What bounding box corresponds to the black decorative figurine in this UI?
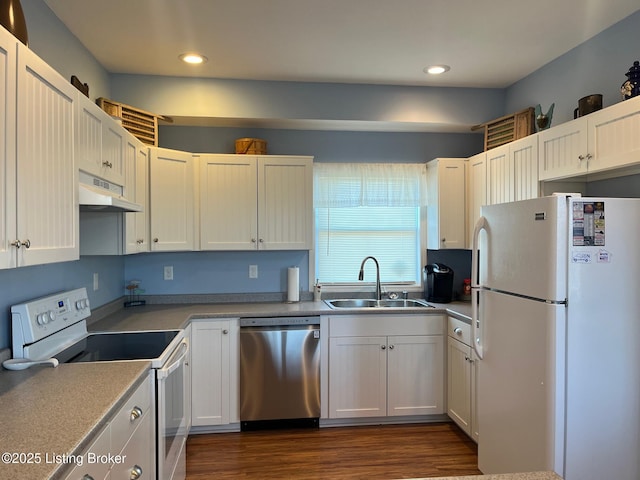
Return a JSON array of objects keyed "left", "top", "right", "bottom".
[{"left": 621, "top": 61, "right": 640, "bottom": 100}]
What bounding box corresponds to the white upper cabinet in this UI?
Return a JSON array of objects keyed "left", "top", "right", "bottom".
[
  {"left": 149, "top": 147, "right": 196, "bottom": 251},
  {"left": 10, "top": 34, "right": 79, "bottom": 267},
  {"left": 125, "top": 135, "right": 150, "bottom": 254},
  {"left": 511, "top": 135, "right": 539, "bottom": 201},
  {"left": 258, "top": 156, "right": 313, "bottom": 250},
  {"left": 199, "top": 155, "right": 313, "bottom": 251},
  {"left": 466, "top": 152, "right": 487, "bottom": 249},
  {"left": 75, "top": 93, "right": 126, "bottom": 185},
  {"left": 539, "top": 96, "right": 640, "bottom": 181},
  {"left": 487, "top": 135, "right": 539, "bottom": 205},
  {"left": 486, "top": 144, "right": 512, "bottom": 205},
  {"left": 199, "top": 154, "right": 258, "bottom": 250},
  {"left": 0, "top": 27, "right": 16, "bottom": 269},
  {"left": 588, "top": 96, "right": 640, "bottom": 174},
  {"left": 538, "top": 117, "right": 589, "bottom": 181},
  {"left": 426, "top": 158, "right": 466, "bottom": 249}
]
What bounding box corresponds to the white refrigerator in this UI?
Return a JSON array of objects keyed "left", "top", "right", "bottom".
[{"left": 471, "top": 194, "right": 640, "bottom": 480}]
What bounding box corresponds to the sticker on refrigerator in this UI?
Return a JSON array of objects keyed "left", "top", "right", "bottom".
[
  {"left": 572, "top": 252, "right": 592, "bottom": 263},
  {"left": 572, "top": 201, "right": 605, "bottom": 246},
  {"left": 597, "top": 249, "right": 612, "bottom": 263}
]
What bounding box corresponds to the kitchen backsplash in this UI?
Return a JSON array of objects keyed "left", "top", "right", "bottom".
[
  {"left": 123, "top": 250, "right": 310, "bottom": 295},
  {"left": 426, "top": 249, "right": 472, "bottom": 301}
]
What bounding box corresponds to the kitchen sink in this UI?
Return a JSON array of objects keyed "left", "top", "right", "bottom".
[{"left": 325, "top": 298, "right": 434, "bottom": 309}]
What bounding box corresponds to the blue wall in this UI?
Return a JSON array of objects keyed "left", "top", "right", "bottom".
[
  {"left": 124, "top": 251, "right": 309, "bottom": 295},
  {"left": 158, "top": 126, "right": 484, "bottom": 162},
  {"left": 0, "top": 256, "right": 124, "bottom": 350},
  {"left": 506, "top": 10, "right": 640, "bottom": 126}
]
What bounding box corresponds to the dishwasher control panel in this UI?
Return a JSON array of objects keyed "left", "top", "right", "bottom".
[{"left": 240, "top": 316, "right": 320, "bottom": 327}]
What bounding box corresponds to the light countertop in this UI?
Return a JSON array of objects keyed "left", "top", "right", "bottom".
[{"left": 0, "top": 361, "right": 150, "bottom": 480}]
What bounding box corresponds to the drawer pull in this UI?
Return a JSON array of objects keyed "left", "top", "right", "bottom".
[
  {"left": 130, "top": 406, "right": 143, "bottom": 422},
  {"left": 130, "top": 465, "right": 143, "bottom": 480},
  {"left": 82, "top": 475, "right": 95, "bottom": 480},
  {"left": 453, "top": 327, "right": 463, "bottom": 335}
]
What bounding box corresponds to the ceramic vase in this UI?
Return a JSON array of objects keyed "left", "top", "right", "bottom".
[{"left": 0, "top": 0, "right": 28, "bottom": 46}]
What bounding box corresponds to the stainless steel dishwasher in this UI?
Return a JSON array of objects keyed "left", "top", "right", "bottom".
[{"left": 240, "top": 316, "right": 320, "bottom": 430}]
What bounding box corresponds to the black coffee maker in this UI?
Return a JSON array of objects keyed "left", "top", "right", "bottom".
[{"left": 424, "top": 263, "right": 454, "bottom": 303}]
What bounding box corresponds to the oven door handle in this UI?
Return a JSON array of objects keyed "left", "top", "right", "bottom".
[{"left": 156, "top": 340, "right": 188, "bottom": 380}]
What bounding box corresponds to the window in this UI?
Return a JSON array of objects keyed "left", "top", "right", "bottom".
[{"left": 314, "top": 163, "right": 426, "bottom": 287}]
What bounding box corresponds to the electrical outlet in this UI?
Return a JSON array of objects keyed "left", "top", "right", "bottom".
[
  {"left": 249, "top": 265, "right": 258, "bottom": 278},
  {"left": 93, "top": 273, "right": 99, "bottom": 291},
  {"left": 164, "top": 266, "right": 174, "bottom": 281}
]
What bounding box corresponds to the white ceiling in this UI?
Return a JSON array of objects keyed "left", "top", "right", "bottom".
[{"left": 44, "top": 0, "right": 640, "bottom": 88}]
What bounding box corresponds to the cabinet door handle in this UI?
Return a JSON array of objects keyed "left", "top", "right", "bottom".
[
  {"left": 388, "top": 344, "right": 394, "bottom": 350},
  {"left": 82, "top": 475, "right": 95, "bottom": 480},
  {"left": 136, "top": 239, "right": 144, "bottom": 244},
  {"left": 453, "top": 327, "right": 462, "bottom": 335},
  {"left": 222, "top": 329, "right": 229, "bottom": 334},
  {"left": 130, "top": 465, "right": 143, "bottom": 480},
  {"left": 381, "top": 345, "right": 386, "bottom": 350},
  {"left": 102, "top": 161, "right": 113, "bottom": 168},
  {"left": 130, "top": 406, "right": 143, "bottom": 422},
  {"left": 10, "top": 240, "right": 22, "bottom": 248},
  {"left": 153, "top": 238, "right": 159, "bottom": 243},
  {"left": 251, "top": 238, "right": 257, "bottom": 243}
]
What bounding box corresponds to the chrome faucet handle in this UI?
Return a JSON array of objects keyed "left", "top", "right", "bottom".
[{"left": 387, "top": 292, "right": 399, "bottom": 300}]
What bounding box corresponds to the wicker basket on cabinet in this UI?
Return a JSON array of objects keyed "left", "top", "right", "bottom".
[
  {"left": 472, "top": 107, "right": 535, "bottom": 151},
  {"left": 96, "top": 97, "right": 169, "bottom": 146}
]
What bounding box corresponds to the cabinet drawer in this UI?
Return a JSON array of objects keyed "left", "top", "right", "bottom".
[
  {"left": 447, "top": 317, "right": 471, "bottom": 346},
  {"left": 110, "top": 411, "right": 154, "bottom": 480},
  {"left": 111, "top": 374, "right": 152, "bottom": 455},
  {"left": 329, "top": 314, "right": 444, "bottom": 337},
  {"left": 64, "top": 424, "right": 111, "bottom": 480}
]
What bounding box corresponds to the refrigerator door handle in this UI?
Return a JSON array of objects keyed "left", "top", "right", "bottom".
[
  {"left": 471, "top": 288, "right": 484, "bottom": 359},
  {"left": 471, "top": 215, "right": 487, "bottom": 289},
  {"left": 471, "top": 215, "right": 487, "bottom": 360}
]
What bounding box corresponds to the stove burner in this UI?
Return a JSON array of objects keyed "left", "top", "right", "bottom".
[{"left": 54, "top": 331, "right": 180, "bottom": 363}]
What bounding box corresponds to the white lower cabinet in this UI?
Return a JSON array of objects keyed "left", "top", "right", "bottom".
[
  {"left": 327, "top": 315, "right": 444, "bottom": 419},
  {"left": 64, "top": 371, "right": 155, "bottom": 480},
  {"left": 446, "top": 316, "right": 479, "bottom": 442},
  {"left": 190, "top": 318, "right": 239, "bottom": 428}
]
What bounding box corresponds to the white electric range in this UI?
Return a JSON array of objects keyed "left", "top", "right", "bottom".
[{"left": 8, "top": 288, "right": 188, "bottom": 480}]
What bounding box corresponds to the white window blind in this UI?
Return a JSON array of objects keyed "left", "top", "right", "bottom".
[{"left": 314, "top": 163, "right": 426, "bottom": 285}]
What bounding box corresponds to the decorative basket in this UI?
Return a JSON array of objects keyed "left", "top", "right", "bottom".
[{"left": 235, "top": 138, "right": 267, "bottom": 155}]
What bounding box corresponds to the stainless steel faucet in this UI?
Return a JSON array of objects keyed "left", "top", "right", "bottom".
[{"left": 358, "top": 256, "right": 382, "bottom": 300}]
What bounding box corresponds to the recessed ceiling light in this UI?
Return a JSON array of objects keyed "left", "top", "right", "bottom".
[
  {"left": 179, "top": 53, "right": 208, "bottom": 65},
  {"left": 424, "top": 65, "right": 451, "bottom": 75}
]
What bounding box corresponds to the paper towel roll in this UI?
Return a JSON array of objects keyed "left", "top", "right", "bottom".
[{"left": 287, "top": 267, "right": 300, "bottom": 302}]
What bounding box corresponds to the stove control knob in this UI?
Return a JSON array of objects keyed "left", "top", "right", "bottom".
[
  {"left": 36, "top": 313, "right": 46, "bottom": 325},
  {"left": 48, "top": 311, "right": 56, "bottom": 322},
  {"left": 75, "top": 300, "right": 82, "bottom": 310}
]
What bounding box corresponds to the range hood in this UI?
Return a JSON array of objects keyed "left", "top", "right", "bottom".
[{"left": 78, "top": 171, "right": 143, "bottom": 213}]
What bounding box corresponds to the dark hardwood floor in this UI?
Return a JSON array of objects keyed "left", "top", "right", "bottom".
[{"left": 186, "top": 422, "right": 482, "bottom": 479}]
